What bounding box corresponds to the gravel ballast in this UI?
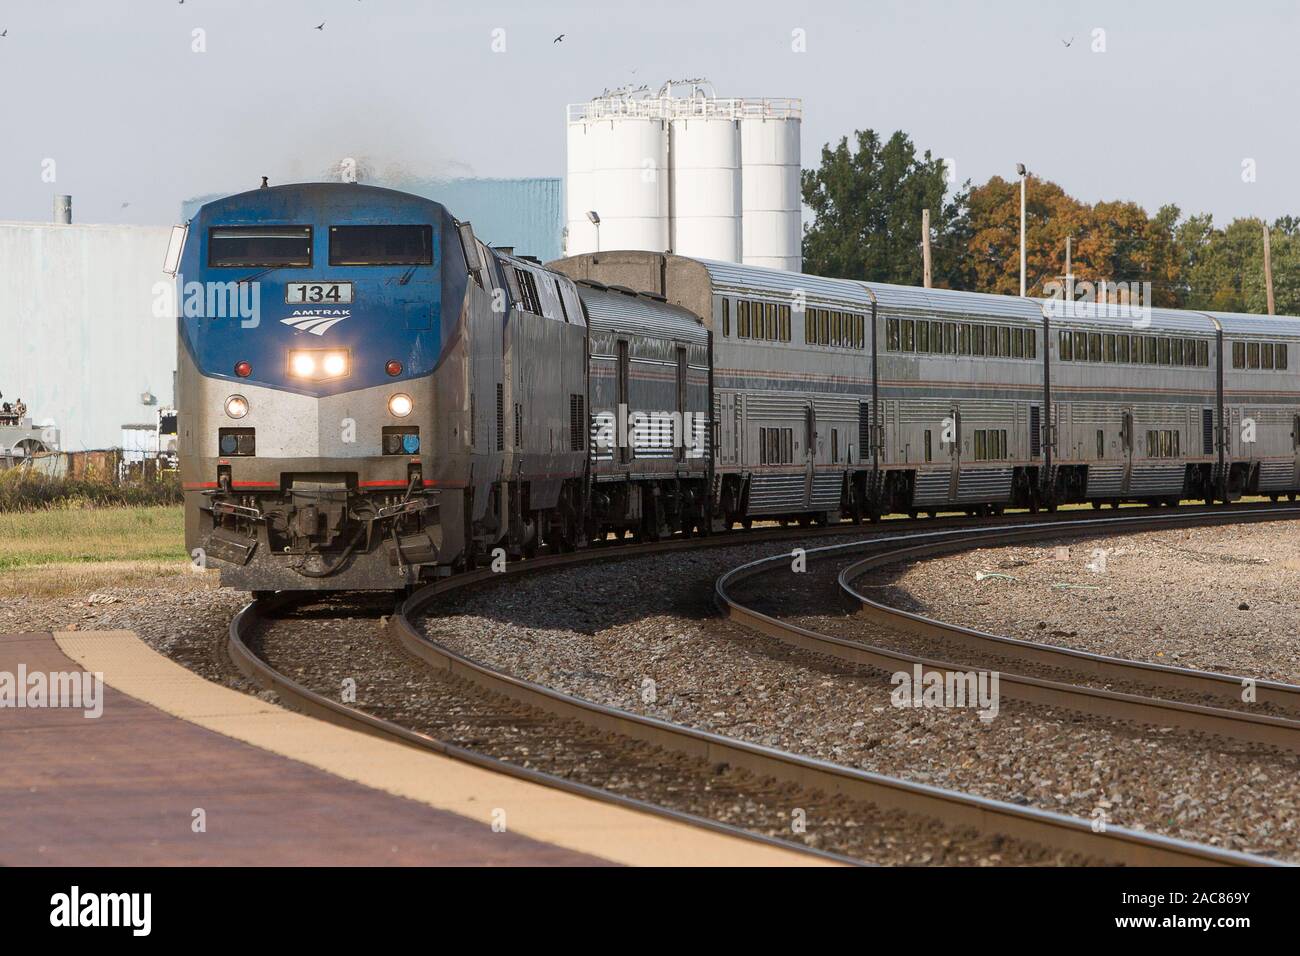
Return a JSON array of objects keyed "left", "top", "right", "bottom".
[
  {"left": 862, "top": 520, "right": 1300, "bottom": 685},
  {"left": 252, "top": 600, "right": 1084, "bottom": 865},
  {"left": 419, "top": 535, "right": 1300, "bottom": 860}
]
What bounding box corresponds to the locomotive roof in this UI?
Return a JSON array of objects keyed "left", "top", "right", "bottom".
[
  {"left": 577, "top": 284, "right": 708, "bottom": 343},
  {"left": 191, "top": 182, "right": 454, "bottom": 221}
]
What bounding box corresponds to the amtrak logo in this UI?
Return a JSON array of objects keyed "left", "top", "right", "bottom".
[{"left": 281, "top": 309, "right": 351, "bottom": 335}]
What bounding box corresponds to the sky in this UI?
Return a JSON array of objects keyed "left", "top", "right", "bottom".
[{"left": 0, "top": 0, "right": 1297, "bottom": 227}]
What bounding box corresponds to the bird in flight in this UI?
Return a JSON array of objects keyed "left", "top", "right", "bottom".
[
  {"left": 1, "top": 29, "right": 8, "bottom": 37},
  {"left": 315, "top": 22, "right": 325, "bottom": 31},
  {"left": 1061, "top": 36, "right": 1074, "bottom": 47},
  {"left": 553, "top": 34, "right": 565, "bottom": 43}
]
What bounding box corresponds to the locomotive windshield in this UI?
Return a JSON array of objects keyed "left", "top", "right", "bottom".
[
  {"left": 329, "top": 225, "right": 432, "bottom": 265},
  {"left": 208, "top": 226, "right": 312, "bottom": 267}
]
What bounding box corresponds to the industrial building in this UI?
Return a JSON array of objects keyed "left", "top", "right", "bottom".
[
  {"left": 565, "top": 86, "right": 802, "bottom": 271},
  {"left": 0, "top": 203, "right": 175, "bottom": 452}
]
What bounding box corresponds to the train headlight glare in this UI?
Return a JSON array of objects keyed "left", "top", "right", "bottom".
[
  {"left": 388, "top": 393, "right": 414, "bottom": 418},
  {"left": 288, "top": 349, "right": 349, "bottom": 380},
  {"left": 290, "top": 352, "right": 317, "bottom": 377},
  {"left": 225, "top": 395, "right": 249, "bottom": 419}
]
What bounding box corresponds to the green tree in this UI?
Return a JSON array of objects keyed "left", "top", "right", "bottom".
[{"left": 801, "top": 130, "right": 970, "bottom": 288}]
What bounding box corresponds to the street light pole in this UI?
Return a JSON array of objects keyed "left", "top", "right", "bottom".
[
  {"left": 587, "top": 210, "right": 601, "bottom": 253},
  {"left": 1017, "top": 164, "right": 1027, "bottom": 297}
]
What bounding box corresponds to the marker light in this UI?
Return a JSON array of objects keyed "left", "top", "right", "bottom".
[
  {"left": 287, "top": 349, "right": 350, "bottom": 380},
  {"left": 225, "top": 395, "right": 249, "bottom": 419},
  {"left": 388, "top": 393, "right": 414, "bottom": 417},
  {"left": 234, "top": 361, "right": 252, "bottom": 378},
  {"left": 385, "top": 360, "right": 403, "bottom": 376}
]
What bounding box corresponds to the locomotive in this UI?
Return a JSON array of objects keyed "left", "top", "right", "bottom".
[
  {"left": 177, "top": 183, "right": 707, "bottom": 592},
  {"left": 177, "top": 183, "right": 1300, "bottom": 593}
]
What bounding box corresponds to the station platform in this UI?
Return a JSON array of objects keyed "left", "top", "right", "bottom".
[{"left": 0, "top": 630, "right": 824, "bottom": 867}]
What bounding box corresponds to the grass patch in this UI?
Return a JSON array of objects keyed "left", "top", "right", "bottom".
[
  {"left": 0, "top": 468, "right": 182, "bottom": 511},
  {"left": 0, "top": 505, "right": 187, "bottom": 571},
  {"left": 0, "top": 560, "right": 203, "bottom": 600}
]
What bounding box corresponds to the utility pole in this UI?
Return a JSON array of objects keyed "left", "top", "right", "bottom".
[
  {"left": 921, "top": 209, "right": 932, "bottom": 288},
  {"left": 1263, "top": 222, "right": 1276, "bottom": 315},
  {"left": 1017, "top": 164, "right": 1028, "bottom": 296},
  {"left": 1065, "top": 235, "right": 1073, "bottom": 296}
]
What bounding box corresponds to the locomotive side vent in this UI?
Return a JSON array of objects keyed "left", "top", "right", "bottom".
[
  {"left": 496, "top": 383, "right": 505, "bottom": 451},
  {"left": 1030, "top": 406, "right": 1041, "bottom": 458},
  {"left": 515, "top": 403, "right": 523, "bottom": 449},
  {"left": 1202, "top": 408, "right": 1214, "bottom": 455},
  {"left": 570, "top": 394, "right": 585, "bottom": 451},
  {"left": 857, "top": 402, "right": 870, "bottom": 457}
]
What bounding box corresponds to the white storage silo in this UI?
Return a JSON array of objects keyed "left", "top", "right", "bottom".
[
  {"left": 566, "top": 89, "right": 800, "bottom": 266},
  {"left": 566, "top": 98, "right": 670, "bottom": 256},
  {"left": 741, "top": 108, "right": 802, "bottom": 271},
  {"left": 669, "top": 103, "right": 742, "bottom": 261},
  {"left": 564, "top": 119, "right": 596, "bottom": 255}
]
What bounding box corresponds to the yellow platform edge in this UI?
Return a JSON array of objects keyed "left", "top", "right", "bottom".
[{"left": 53, "top": 630, "right": 831, "bottom": 868}]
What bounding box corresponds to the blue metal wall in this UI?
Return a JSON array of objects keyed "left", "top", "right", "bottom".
[{"left": 182, "top": 178, "right": 563, "bottom": 262}]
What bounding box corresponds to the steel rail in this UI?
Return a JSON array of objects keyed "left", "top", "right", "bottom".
[
  {"left": 715, "top": 507, "right": 1300, "bottom": 754},
  {"left": 227, "top": 594, "right": 854, "bottom": 865},
  {"left": 839, "top": 521, "right": 1300, "bottom": 715},
  {"left": 384, "top": 516, "right": 1284, "bottom": 867}
]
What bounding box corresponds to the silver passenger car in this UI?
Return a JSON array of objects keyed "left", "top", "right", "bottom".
[
  {"left": 553, "top": 251, "right": 1300, "bottom": 520},
  {"left": 553, "top": 252, "right": 872, "bottom": 525},
  {"left": 576, "top": 282, "right": 711, "bottom": 537}
]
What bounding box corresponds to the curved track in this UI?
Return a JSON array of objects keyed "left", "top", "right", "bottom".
[
  {"left": 716, "top": 507, "right": 1300, "bottom": 754},
  {"left": 227, "top": 591, "right": 854, "bottom": 865},
  {"left": 231, "top": 509, "right": 1295, "bottom": 866}
]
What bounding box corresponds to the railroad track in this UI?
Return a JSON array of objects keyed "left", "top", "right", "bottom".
[
  {"left": 838, "top": 517, "right": 1300, "bottom": 720},
  {"left": 227, "top": 591, "right": 859, "bottom": 866},
  {"left": 226, "top": 509, "right": 1294, "bottom": 866},
  {"left": 716, "top": 506, "right": 1300, "bottom": 756},
  {"left": 710, "top": 505, "right": 1300, "bottom": 865}
]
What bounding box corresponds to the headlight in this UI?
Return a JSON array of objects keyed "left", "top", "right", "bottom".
[
  {"left": 388, "top": 393, "right": 414, "bottom": 417},
  {"left": 288, "top": 349, "right": 349, "bottom": 380},
  {"left": 225, "top": 395, "right": 249, "bottom": 419}
]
